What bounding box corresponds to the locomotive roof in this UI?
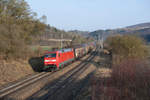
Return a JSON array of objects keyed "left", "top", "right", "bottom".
[{"left": 45, "top": 48, "right": 73, "bottom": 54}]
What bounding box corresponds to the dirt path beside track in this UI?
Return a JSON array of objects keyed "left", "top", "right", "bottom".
[{"left": 75, "top": 50, "right": 112, "bottom": 100}]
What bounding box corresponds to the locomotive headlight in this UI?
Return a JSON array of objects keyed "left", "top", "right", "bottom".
[
  {"left": 45, "top": 60, "right": 50, "bottom": 62},
  {"left": 44, "top": 59, "right": 56, "bottom": 62},
  {"left": 51, "top": 59, "right": 56, "bottom": 62}
]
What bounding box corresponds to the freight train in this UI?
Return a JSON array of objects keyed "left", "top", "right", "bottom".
[{"left": 43, "top": 43, "right": 96, "bottom": 71}]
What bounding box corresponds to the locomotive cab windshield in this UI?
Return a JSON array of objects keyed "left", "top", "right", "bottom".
[{"left": 45, "top": 53, "right": 56, "bottom": 58}]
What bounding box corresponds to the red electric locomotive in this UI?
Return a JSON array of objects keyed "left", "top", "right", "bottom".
[{"left": 44, "top": 48, "right": 75, "bottom": 70}]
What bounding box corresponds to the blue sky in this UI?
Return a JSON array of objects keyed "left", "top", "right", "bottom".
[{"left": 26, "top": 0, "right": 150, "bottom": 31}]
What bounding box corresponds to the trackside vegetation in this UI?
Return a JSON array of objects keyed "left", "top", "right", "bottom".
[
  {"left": 106, "top": 35, "right": 149, "bottom": 65},
  {"left": 92, "top": 35, "right": 150, "bottom": 100},
  {"left": 0, "top": 0, "right": 46, "bottom": 59}
]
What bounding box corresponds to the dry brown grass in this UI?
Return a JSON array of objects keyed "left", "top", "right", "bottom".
[
  {"left": 94, "top": 68, "right": 112, "bottom": 78},
  {"left": 0, "top": 60, "right": 34, "bottom": 86},
  {"left": 91, "top": 68, "right": 112, "bottom": 100}
]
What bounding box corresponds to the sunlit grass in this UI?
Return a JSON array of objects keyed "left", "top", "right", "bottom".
[{"left": 30, "top": 45, "right": 53, "bottom": 51}]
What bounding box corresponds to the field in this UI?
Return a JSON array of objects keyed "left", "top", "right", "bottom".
[{"left": 30, "top": 45, "right": 53, "bottom": 51}]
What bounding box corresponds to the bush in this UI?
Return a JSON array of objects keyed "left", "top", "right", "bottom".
[
  {"left": 0, "top": 24, "right": 24, "bottom": 59},
  {"left": 110, "top": 59, "right": 150, "bottom": 100},
  {"left": 92, "top": 59, "right": 150, "bottom": 100},
  {"left": 106, "top": 35, "right": 149, "bottom": 65}
]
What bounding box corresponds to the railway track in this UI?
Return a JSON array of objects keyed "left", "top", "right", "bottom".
[
  {"left": 0, "top": 72, "right": 53, "bottom": 98},
  {"left": 0, "top": 49, "right": 98, "bottom": 100},
  {"left": 28, "top": 50, "right": 98, "bottom": 100}
]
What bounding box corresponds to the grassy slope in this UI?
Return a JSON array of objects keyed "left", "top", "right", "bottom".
[{"left": 0, "top": 60, "right": 34, "bottom": 86}]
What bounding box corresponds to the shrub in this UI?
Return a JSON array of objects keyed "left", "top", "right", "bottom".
[
  {"left": 92, "top": 59, "right": 150, "bottom": 100},
  {"left": 110, "top": 59, "right": 150, "bottom": 100},
  {"left": 106, "top": 35, "right": 149, "bottom": 65}
]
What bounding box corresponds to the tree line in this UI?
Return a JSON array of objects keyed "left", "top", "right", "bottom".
[{"left": 0, "top": 0, "right": 92, "bottom": 60}]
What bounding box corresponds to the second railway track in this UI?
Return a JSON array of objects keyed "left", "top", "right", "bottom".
[{"left": 0, "top": 49, "right": 98, "bottom": 100}]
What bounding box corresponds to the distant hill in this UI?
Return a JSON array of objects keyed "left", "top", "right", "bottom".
[
  {"left": 126, "top": 22, "right": 150, "bottom": 29},
  {"left": 89, "top": 22, "right": 150, "bottom": 42}
]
